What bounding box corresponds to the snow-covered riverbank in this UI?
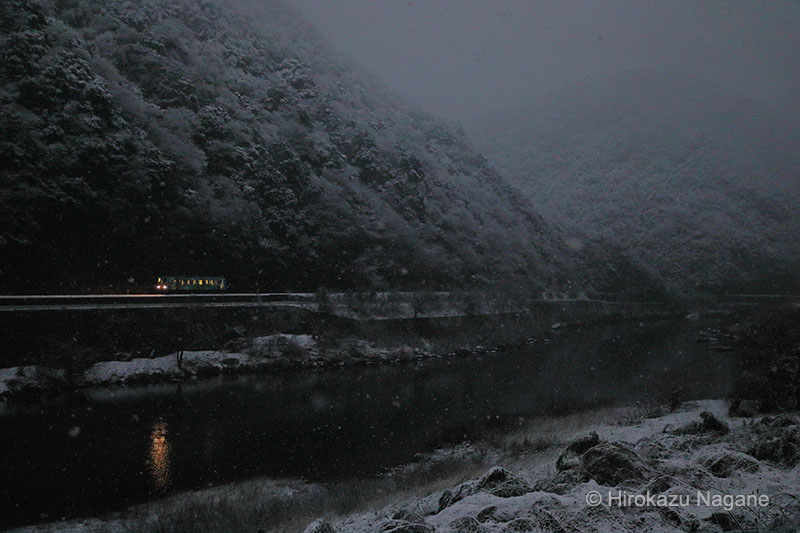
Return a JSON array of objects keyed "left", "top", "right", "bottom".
[
  {"left": 0, "top": 334, "right": 438, "bottom": 398},
  {"left": 15, "top": 400, "right": 800, "bottom": 532},
  {"left": 320, "top": 401, "right": 800, "bottom": 533}
]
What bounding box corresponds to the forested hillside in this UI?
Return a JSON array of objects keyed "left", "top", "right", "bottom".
[
  {"left": 469, "top": 71, "right": 800, "bottom": 294},
  {"left": 0, "top": 0, "right": 613, "bottom": 294}
]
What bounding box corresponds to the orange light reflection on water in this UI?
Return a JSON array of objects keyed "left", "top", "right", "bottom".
[{"left": 148, "top": 420, "right": 172, "bottom": 490}]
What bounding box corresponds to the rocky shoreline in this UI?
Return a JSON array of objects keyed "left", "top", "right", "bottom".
[{"left": 307, "top": 401, "right": 800, "bottom": 533}]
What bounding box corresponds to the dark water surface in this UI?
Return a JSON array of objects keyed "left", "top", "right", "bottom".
[{"left": 0, "top": 319, "right": 735, "bottom": 528}]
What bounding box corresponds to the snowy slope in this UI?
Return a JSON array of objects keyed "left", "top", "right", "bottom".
[
  {"left": 468, "top": 70, "right": 800, "bottom": 293},
  {"left": 0, "top": 0, "right": 602, "bottom": 294}
]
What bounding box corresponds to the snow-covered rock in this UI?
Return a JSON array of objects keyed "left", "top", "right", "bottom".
[
  {"left": 79, "top": 349, "right": 276, "bottom": 385},
  {"left": 247, "top": 334, "right": 318, "bottom": 358},
  {"left": 302, "top": 520, "right": 336, "bottom": 533},
  {"left": 0, "top": 365, "right": 65, "bottom": 398},
  {"left": 438, "top": 467, "right": 532, "bottom": 512},
  {"left": 330, "top": 402, "right": 800, "bottom": 533}
]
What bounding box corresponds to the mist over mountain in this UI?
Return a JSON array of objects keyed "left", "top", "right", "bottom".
[
  {"left": 468, "top": 70, "right": 800, "bottom": 294},
  {"left": 0, "top": 0, "right": 642, "bottom": 294}
]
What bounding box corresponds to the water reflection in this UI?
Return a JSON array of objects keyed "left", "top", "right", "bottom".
[{"left": 148, "top": 420, "right": 171, "bottom": 490}]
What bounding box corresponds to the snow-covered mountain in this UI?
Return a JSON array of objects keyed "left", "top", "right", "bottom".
[
  {"left": 468, "top": 70, "right": 800, "bottom": 293},
  {"left": 0, "top": 0, "right": 632, "bottom": 294}
]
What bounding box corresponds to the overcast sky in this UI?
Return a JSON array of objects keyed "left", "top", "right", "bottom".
[{"left": 285, "top": 0, "right": 800, "bottom": 122}]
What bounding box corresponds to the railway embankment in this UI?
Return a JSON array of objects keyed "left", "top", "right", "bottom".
[{"left": 0, "top": 296, "right": 681, "bottom": 398}]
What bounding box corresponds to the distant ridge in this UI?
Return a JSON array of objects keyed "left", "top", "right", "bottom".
[{"left": 468, "top": 69, "right": 800, "bottom": 293}]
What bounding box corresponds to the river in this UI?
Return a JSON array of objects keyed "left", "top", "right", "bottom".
[{"left": 0, "top": 318, "right": 736, "bottom": 528}]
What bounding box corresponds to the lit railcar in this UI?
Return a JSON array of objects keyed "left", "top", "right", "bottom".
[{"left": 155, "top": 275, "right": 226, "bottom": 292}]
